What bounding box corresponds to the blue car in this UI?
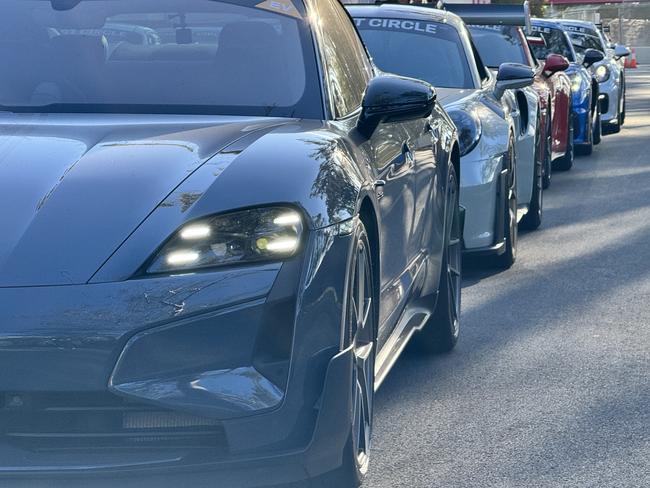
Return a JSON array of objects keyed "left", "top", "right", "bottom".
[
  {"left": 0, "top": 0, "right": 461, "bottom": 486},
  {"left": 531, "top": 19, "right": 605, "bottom": 156}
]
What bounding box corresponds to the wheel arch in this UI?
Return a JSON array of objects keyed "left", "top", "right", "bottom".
[
  {"left": 451, "top": 142, "right": 461, "bottom": 184},
  {"left": 591, "top": 79, "right": 600, "bottom": 112},
  {"left": 358, "top": 198, "right": 381, "bottom": 347}
]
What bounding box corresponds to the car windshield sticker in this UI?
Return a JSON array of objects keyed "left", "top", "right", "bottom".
[
  {"left": 531, "top": 25, "right": 552, "bottom": 34},
  {"left": 354, "top": 18, "right": 463, "bottom": 43},
  {"left": 564, "top": 25, "right": 595, "bottom": 35},
  {"left": 256, "top": 0, "right": 302, "bottom": 20},
  {"left": 472, "top": 24, "right": 507, "bottom": 32}
]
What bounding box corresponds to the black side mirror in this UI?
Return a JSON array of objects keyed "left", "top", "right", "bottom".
[
  {"left": 583, "top": 48, "right": 605, "bottom": 68},
  {"left": 357, "top": 75, "right": 436, "bottom": 138},
  {"left": 494, "top": 63, "right": 535, "bottom": 100}
]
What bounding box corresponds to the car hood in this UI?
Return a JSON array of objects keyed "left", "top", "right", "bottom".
[
  {"left": 0, "top": 114, "right": 289, "bottom": 287},
  {"left": 436, "top": 87, "right": 477, "bottom": 107}
]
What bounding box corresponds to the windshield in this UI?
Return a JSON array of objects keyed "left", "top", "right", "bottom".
[
  {"left": 0, "top": 0, "right": 322, "bottom": 118},
  {"left": 469, "top": 25, "right": 528, "bottom": 68},
  {"left": 567, "top": 31, "right": 605, "bottom": 55},
  {"left": 530, "top": 25, "right": 576, "bottom": 63},
  {"left": 354, "top": 18, "right": 474, "bottom": 89}
]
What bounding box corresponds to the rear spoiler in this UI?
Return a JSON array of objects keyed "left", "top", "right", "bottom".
[{"left": 442, "top": 2, "right": 531, "bottom": 34}]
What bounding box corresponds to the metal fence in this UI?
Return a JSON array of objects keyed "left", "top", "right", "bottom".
[{"left": 548, "top": 1, "right": 650, "bottom": 63}]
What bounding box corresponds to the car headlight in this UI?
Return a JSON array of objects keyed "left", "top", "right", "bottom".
[
  {"left": 448, "top": 109, "right": 482, "bottom": 156},
  {"left": 146, "top": 207, "right": 304, "bottom": 274},
  {"left": 595, "top": 65, "right": 610, "bottom": 83}
]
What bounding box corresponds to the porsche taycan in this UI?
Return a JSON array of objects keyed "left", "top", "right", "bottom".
[{"left": 0, "top": 0, "right": 461, "bottom": 486}]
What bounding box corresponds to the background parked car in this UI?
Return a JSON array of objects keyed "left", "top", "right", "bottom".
[
  {"left": 0, "top": 0, "right": 461, "bottom": 486},
  {"left": 531, "top": 19, "right": 605, "bottom": 156},
  {"left": 557, "top": 19, "right": 630, "bottom": 134},
  {"left": 348, "top": 3, "right": 537, "bottom": 269},
  {"left": 468, "top": 23, "right": 572, "bottom": 188}
]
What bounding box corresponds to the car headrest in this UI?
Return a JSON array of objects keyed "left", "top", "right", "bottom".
[
  {"left": 50, "top": 34, "right": 108, "bottom": 63},
  {"left": 217, "top": 22, "right": 282, "bottom": 54}
]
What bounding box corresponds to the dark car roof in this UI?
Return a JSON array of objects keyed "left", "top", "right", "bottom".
[{"left": 346, "top": 3, "right": 465, "bottom": 31}]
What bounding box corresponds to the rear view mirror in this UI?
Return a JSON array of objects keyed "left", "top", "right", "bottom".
[
  {"left": 543, "top": 54, "right": 570, "bottom": 77},
  {"left": 494, "top": 63, "right": 535, "bottom": 100},
  {"left": 583, "top": 48, "right": 605, "bottom": 68}
]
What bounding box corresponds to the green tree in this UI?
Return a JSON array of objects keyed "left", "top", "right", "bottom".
[{"left": 490, "top": 0, "right": 548, "bottom": 18}]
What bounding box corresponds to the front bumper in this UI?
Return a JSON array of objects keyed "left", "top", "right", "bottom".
[
  {"left": 0, "top": 228, "right": 355, "bottom": 486},
  {"left": 599, "top": 76, "right": 621, "bottom": 125},
  {"left": 460, "top": 153, "right": 506, "bottom": 253}
]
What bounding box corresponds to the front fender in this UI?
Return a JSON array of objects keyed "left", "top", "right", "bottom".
[{"left": 93, "top": 121, "right": 368, "bottom": 283}]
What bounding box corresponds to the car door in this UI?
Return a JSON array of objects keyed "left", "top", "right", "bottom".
[{"left": 306, "top": 0, "right": 417, "bottom": 348}]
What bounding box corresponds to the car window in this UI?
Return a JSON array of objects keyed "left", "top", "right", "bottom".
[
  {"left": 469, "top": 25, "right": 529, "bottom": 68},
  {"left": 307, "top": 0, "right": 372, "bottom": 118},
  {"left": 530, "top": 25, "right": 576, "bottom": 62},
  {"left": 0, "top": 0, "right": 323, "bottom": 118},
  {"left": 354, "top": 17, "right": 474, "bottom": 89}
]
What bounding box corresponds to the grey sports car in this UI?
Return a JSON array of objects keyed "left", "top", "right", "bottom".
[
  {"left": 349, "top": 3, "right": 538, "bottom": 268},
  {"left": 0, "top": 0, "right": 461, "bottom": 486}
]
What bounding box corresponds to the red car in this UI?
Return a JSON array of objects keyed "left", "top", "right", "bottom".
[{"left": 469, "top": 24, "right": 573, "bottom": 188}]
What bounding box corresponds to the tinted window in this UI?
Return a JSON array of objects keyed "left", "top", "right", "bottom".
[
  {"left": 469, "top": 25, "right": 528, "bottom": 68},
  {"left": 530, "top": 25, "right": 576, "bottom": 62},
  {"left": 0, "top": 0, "right": 322, "bottom": 118},
  {"left": 309, "top": 0, "right": 371, "bottom": 118},
  {"left": 354, "top": 18, "right": 474, "bottom": 89}
]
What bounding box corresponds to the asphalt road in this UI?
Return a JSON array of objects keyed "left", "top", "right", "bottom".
[{"left": 366, "top": 67, "right": 650, "bottom": 488}]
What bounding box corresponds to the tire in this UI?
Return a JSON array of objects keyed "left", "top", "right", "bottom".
[
  {"left": 554, "top": 110, "right": 575, "bottom": 170},
  {"left": 316, "top": 222, "right": 377, "bottom": 488},
  {"left": 520, "top": 133, "right": 543, "bottom": 231},
  {"left": 619, "top": 82, "right": 627, "bottom": 127},
  {"left": 493, "top": 136, "right": 518, "bottom": 269},
  {"left": 413, "top": 164, "right": 461, "bottom": 354}
]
